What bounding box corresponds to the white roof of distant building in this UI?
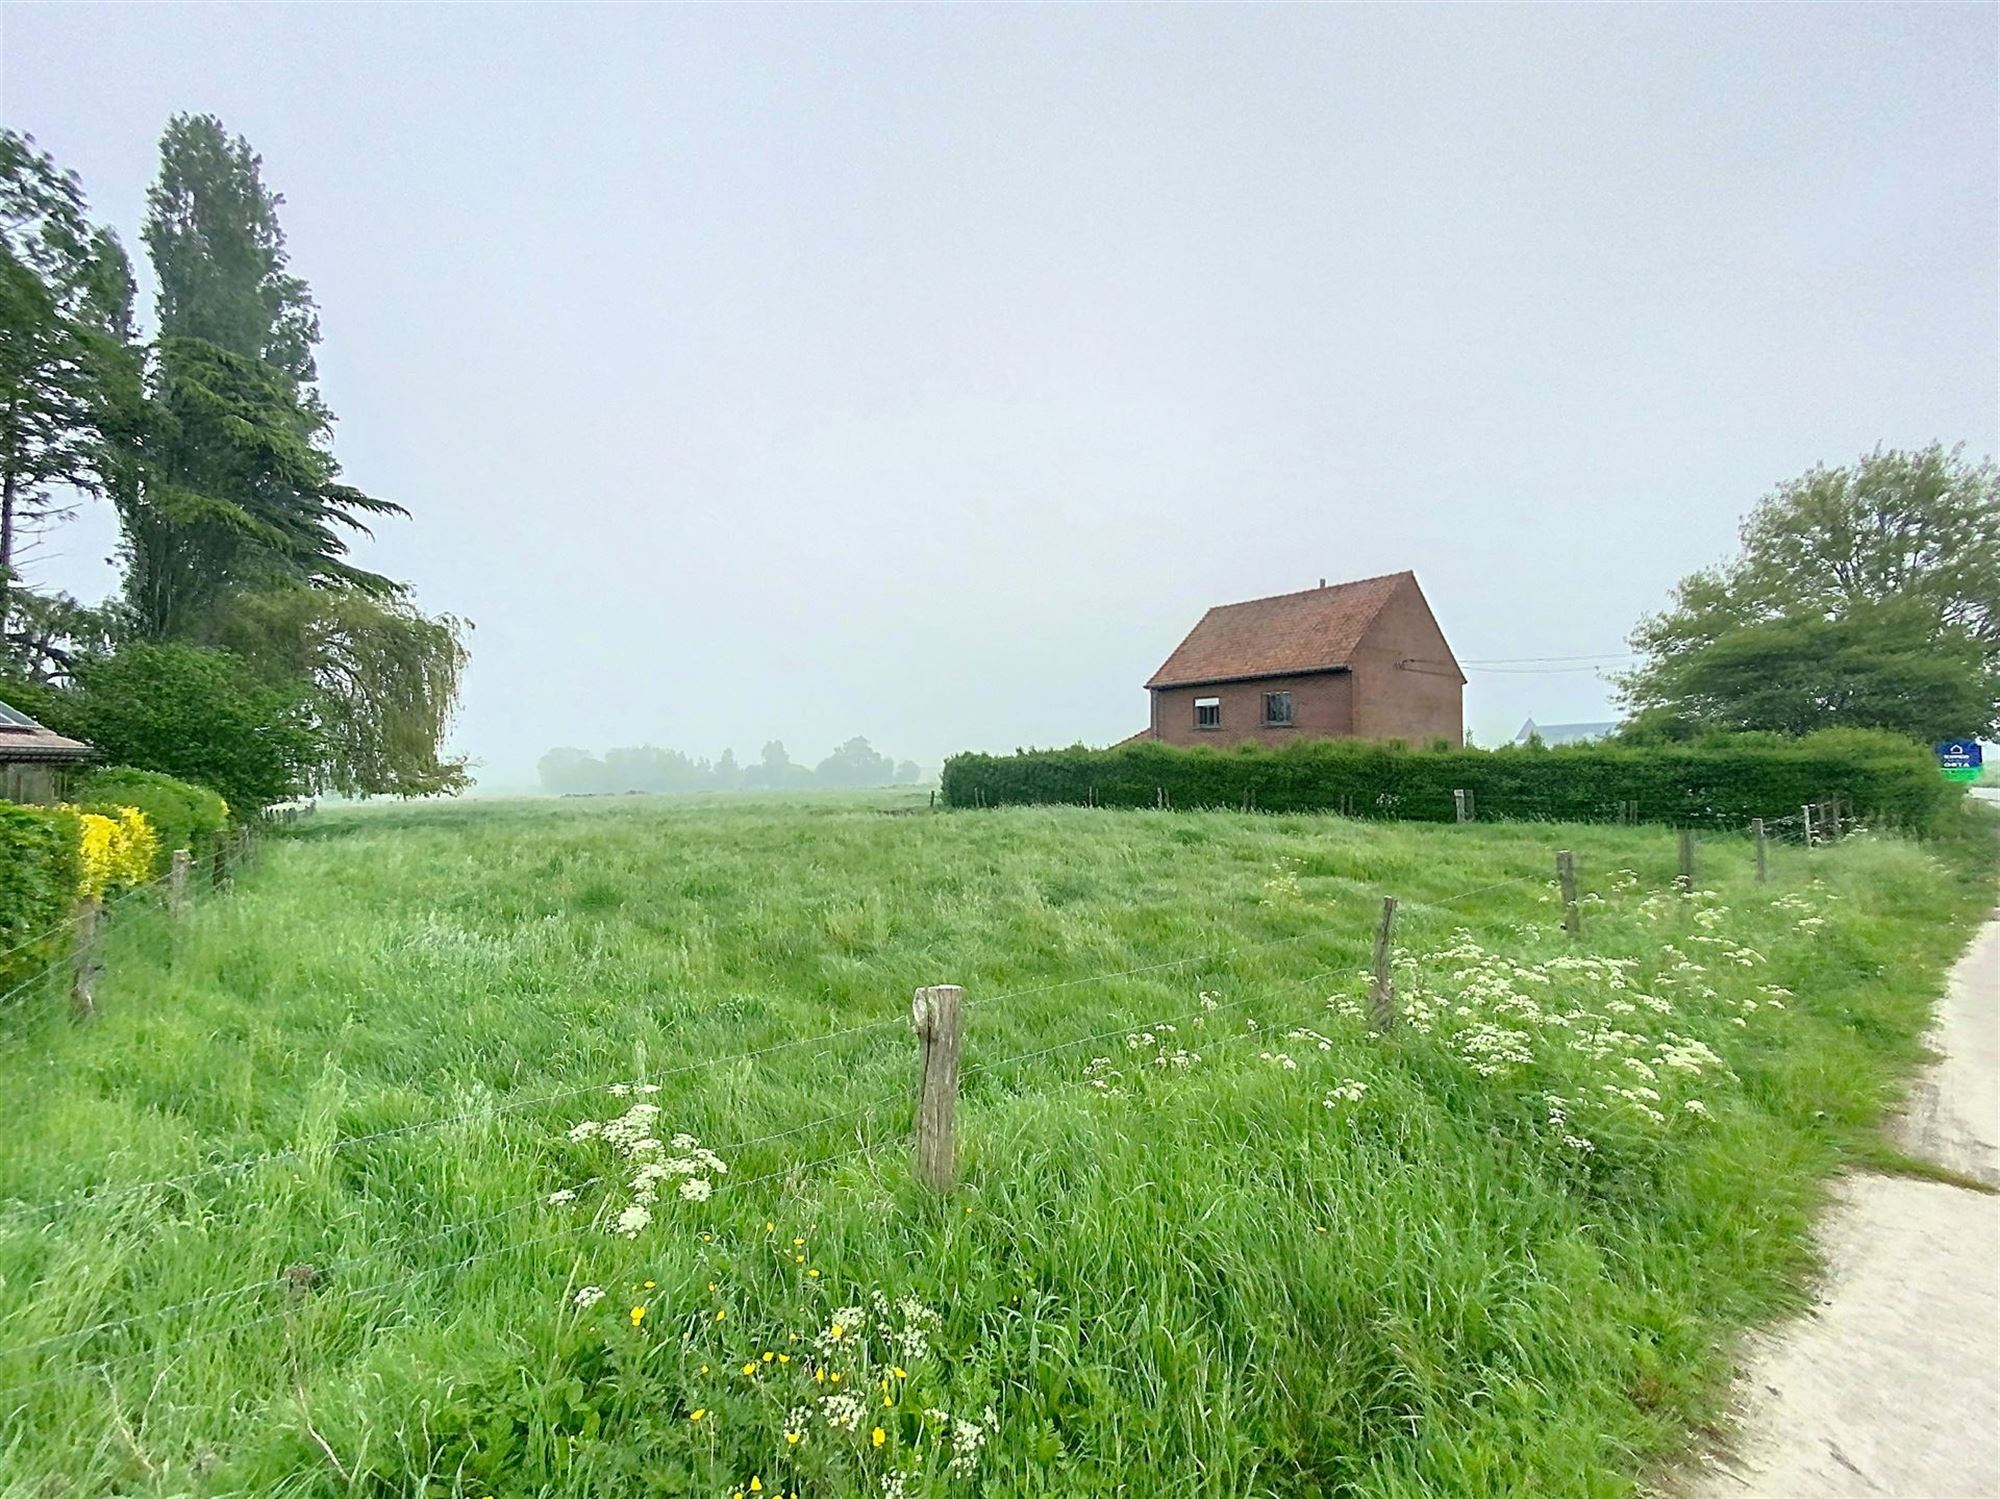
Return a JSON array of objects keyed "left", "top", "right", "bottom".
[{"left": 1515, "top": 718, "right": 1619, "bottom": 746}]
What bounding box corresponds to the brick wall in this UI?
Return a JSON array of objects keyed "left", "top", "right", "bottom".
[
  {"left": 1150, "top": 670, "right": 1353, "bottom": 748},
  {"left": 1346, "top": 581, "right": 1464, "bottom": 746}
]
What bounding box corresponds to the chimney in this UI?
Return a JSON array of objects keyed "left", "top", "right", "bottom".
[{"left": 1318, "top": 578, "right": 1326, "bottom": 588}]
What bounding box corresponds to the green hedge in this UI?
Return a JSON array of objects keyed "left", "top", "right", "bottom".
[
  {"left": 70, "top": 766, "right": 231, "bottom": 874},
  {"left": 940, "top": 731, "right": 1959, "bottom": 831},
  {"left": 0, "top": 801, "right": 81, "bottom": 1000}
]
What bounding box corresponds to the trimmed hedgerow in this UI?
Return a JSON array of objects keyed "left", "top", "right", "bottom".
[
  {"left": 71, "top": 766, "right": 231, "bottom": 874},
  {"left": 940, "top": 731, "right": 1958, "bottom": 830},
  {"left": 0, "top": 801, "right": 82, "bottom": 998}
]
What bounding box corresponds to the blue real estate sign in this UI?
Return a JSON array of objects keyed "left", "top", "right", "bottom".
[{"left": 1937, "top": 739, "right": 1983, "bottom": 782}]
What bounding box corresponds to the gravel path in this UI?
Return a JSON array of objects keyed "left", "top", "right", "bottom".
[{"left": 1687, "top": 899, "right": 2000, "bottom": 1498}]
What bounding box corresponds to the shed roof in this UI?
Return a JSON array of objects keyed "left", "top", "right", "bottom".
[
  {"left": 1146, "top": 571, "right": 1414, "bottom": 689},
  {"left": 0, "top": 699, "right": 94, "bottom": 764}
]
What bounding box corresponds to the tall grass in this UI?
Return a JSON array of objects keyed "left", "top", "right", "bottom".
[{"left": 0, "top": 792, "right": 1991, "bottom": 1496}]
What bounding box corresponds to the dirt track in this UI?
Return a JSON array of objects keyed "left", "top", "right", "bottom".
[{"left": 1688, "top": 896, "right": 2000, "bottom": 1499}]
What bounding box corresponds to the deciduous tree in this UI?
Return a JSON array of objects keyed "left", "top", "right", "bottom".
[{"left": 1621, "top": 445, "right": 2000, "bottom": 741}]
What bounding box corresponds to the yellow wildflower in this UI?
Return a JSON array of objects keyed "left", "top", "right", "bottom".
[
  {"left": 630, "top": 1306, "right": 646, "bottom": 1327},
  {"left": 741, "top": 1362, "right": 756, "bottom": 1377},
  {"left": 807, "top": 1268, "right": 821, "bottom": 1279},
  {"left": 871, "top": 1427, "right": 886, "bottom": 1448},
  {"left": 749, "top": 1479, "right": 763, "bottom": 1493},
  {"left": 689, "top": 1409, "right": 706, "bottom": 1422}
]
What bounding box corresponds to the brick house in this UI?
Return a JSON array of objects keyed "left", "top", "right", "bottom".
[{"left": 1139, "top": 571, "right": 1464, "bottom": 748}]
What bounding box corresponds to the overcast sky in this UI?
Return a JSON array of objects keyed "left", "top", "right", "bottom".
[{"left": 4, "top": 3, "right": 1995, "bottom": 782}]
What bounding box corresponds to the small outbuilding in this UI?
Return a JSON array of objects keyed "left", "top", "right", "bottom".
[
  {"left": 1139, "top": 571, "right": 1464, "bottom": 748},
  {"left": 0, "top": 697, "right": 94, "bottom": 804}
]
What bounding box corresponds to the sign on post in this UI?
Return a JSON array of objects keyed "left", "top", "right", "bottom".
[{"left": 1937, "top": 740, "right": 1983, "bottom": 784}]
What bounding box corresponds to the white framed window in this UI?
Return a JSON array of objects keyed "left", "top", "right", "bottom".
[{"left": 1194, "top": 697, "right": 1221, "bottom": 729}]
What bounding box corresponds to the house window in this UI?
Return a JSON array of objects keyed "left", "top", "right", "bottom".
[
  {"left": 1194, "top": 697, "right": 1221, "bottom": 729},
  {"left": 1263, "top": 691, "right": 1294, "bottom": 727}
]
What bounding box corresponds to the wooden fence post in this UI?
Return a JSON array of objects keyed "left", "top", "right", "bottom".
[
  {"left": 1453, "top": 789, "right": 1469, "bottom": 823},
  {"left": 1752, "top": 819, "right": 1768, "bottom": 884},
  {"left": 1801, "top": 803, "right": 1815, "bottom": 848},
  {"left": 1368, "top": 896, "right": 1399, "bottom": 1033},
  {"left": 213, "top": 835, "right": 231, "bottom": 890},
  {"left": 1557, "top": 850, "right": 1581, "bottom": 936},
  {"left": 1677, "top": 829, "right": 1696, "bottom": 893},
  {"left": 1826, "top": 798, "right": 1843, "bottom": 840},
  {"left": 169, "top": 848, "right": 191, "bottom": 917},
  {"left": 71, "top": 898, "right": 101, "bottom": 1019},
  {"left": 911, "top": 985, "right": 964, "bottom": 1191}
]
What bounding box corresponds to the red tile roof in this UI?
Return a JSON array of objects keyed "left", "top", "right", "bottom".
[
  {"left": 0, "top": 699, "right": 94, "bottom": 763},
  {"left": 1145, "top": 571, "right": 1412, "bottom": 688}
]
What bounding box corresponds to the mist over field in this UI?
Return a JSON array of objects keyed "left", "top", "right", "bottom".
[{"left": 7, "top": 4, "right": 1995, "bottom": 785}]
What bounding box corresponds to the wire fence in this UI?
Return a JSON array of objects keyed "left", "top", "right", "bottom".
[{"left": 0, "top": 811, "right": 1834, "bottom": 1399}]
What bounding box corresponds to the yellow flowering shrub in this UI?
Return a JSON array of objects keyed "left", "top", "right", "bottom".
[{"left": 61, "top": 804, "right": 160, "bottom": 900}]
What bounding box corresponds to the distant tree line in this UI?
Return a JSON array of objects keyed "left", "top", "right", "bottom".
[{"left": 538, "top": 738, "right": 925, "bottom": 796}]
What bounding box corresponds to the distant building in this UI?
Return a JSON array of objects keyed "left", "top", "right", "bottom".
[
  {"left": 1514, "top": 718, "right": 1619, "bottom": 747},
  {"left": 0, "top": 697, "right": 94, "bottom": 803},
  {"left": 1137, "top": 571, "right": 1463, "bottom": 748}
]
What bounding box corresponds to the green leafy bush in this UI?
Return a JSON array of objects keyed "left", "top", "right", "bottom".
[
  {"left": 48, "top": 643, "right": 320, "bottom": 817},
  {"left": 0, "top": 800, "right": 81, "bottom": 998},
  {"left": 941, "top": 731, "right": 1958, "bottom": 830},
  {"left": 71, "top": 767, "right": 230, "bottom": 873}
]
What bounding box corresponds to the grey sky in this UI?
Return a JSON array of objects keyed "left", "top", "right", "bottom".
[{"left": 4, "top": 3, "right": 1995, "bottom": 782}]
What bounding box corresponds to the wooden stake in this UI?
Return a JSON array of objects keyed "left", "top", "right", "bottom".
[
  {"left": 213, "top": 835, "right": 231, "bottom": 890},
  {"left": 1453, "top": 789, "right": 1469, "bottom": 824},
  {"left": 71, "top": 898, "right": 101, "bottom": 1019},
  {"left": 1557, "top": 850, "right": 1581, "bottom": 936},
  {"left": 911, "top": 985, "right": 964, "bottom": 1191},
  {"left": 1827, "top": 797, "right": 1842, "bottom": 840},
  {"left": 1753, "top": 818, "right": 1767, "bottom": 884},
  {"left": 1368, "top": 896, "right": 1399, "bottom": 1033},
  {"left": 1677, "top": 829, "right": 1696, "bottom": 893},
  {"left": 1802, "top": 803, "right": 1815, "bottom": 848},
  {"left": 169, "top": 848, "right": 191, "bottom": 917}
]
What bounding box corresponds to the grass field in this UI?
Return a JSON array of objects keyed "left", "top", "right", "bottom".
[{"left": 0, "top": 792, "right": 1993, "bottom": 1497}]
